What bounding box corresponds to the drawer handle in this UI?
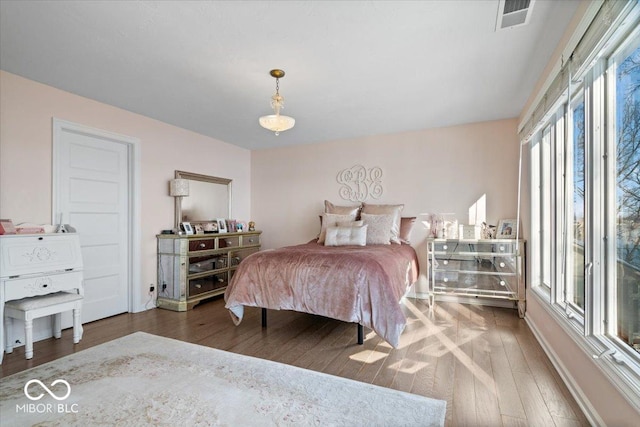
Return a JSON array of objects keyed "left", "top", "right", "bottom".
[
  {"left": 226, "top": 240, "right": 232, "bottom": 245},
  {"left": 248, "top": 238, "right": 254, "bottom": 243},
  {"left": 195, "top": 284, "right": 202, "bottom": 289},
  {"left": 443, "top": 245, "right": 448, "bottom": 250},
  {"left": 42, "top": 284, "right": 48, "bottom": 288},
  {"left": 499, "top": 245, "right": 505, "bottom": 251},
  {"left": 499, "top": 262, "right": 505, "bottom": 268},
  {"left": 443, "top": 278, "right": 448, "bottom": 283},
  {"left": 499, "top": 280, "right": 506, "bottom": 286},
  {"left": 199, "top": 243, "right": 206, "bottom": 249},
  {"left": 443, "top": 260, "right": 448, "bottom": 265}
]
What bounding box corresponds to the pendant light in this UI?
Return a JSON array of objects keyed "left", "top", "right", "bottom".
[{"left": 258, "top": 69, "right": 295, "bottom": 135}]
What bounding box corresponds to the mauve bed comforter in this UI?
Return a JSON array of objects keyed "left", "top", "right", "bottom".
[{"left": 224, "top": 241, "right": 419, "bottom": 348}]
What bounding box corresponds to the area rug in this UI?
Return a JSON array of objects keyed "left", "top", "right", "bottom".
[{"left": 1, "top": 332, "right": 446, "bottom": 426}]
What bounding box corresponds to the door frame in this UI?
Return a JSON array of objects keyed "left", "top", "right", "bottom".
[{"left": 52, "top": 118, "right": 142, "bottom": 314}]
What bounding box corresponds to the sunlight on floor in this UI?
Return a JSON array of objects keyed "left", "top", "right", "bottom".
[
  {"left": 403, "top": 299, "right": 498, "bottom": 394},
  {"left": 349, "top": 349, "right": 388, "bottom": 363}
]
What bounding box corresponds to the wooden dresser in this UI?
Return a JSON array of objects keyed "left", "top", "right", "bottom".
[
  {"left": 156, "top": 231, "right": 261, "bottom": 311},
  {"left": 0, "top": 233, "right": 84, "bottom": 363}
]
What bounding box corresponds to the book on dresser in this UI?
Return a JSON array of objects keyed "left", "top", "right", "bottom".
[{"left": 156, "top": 231, "right": 261, "bottom": 311}]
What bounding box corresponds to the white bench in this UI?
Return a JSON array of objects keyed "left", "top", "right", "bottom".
[{"left": 4, "top": 291, "right": 83, "bottom": 359}]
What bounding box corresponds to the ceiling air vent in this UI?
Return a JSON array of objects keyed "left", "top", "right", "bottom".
[{"left": 496, "top": 0, "right": 535, "bottom": 30}]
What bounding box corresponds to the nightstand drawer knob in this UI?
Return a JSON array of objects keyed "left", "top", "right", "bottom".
[
  {"left": 195, "top": 284, "right": 202, "bottom": 289},
  {"left": 499, "top": 280, "right": 506, "bottom": 286},
  {"left": 226, "top": 240, "right": 232, "bottom": 245},
  {"left": 443, "top": 260, "right": 448, "bottom": 265},
  {"left": 248, "top": 238, "right": 254, "bottom": 243},
  {"left": 443, "top": 278, "right": 448, "bottom": 283},
  {"left": 499, "top": 262, "right": 505, "bottom": 268},
  {"left": 499, "top": 245, "right": 505, "bottom": 251},
  {"left": 199, "top": 243, "right": 206, "bottom": 248},
  {"left": 443, "top": 245, "right": 448, "bottom": 250}
]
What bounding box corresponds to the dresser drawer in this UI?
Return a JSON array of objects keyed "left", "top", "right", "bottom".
[
  {"left": 229, "top": 248, "right": 259, "bottom": 266},
  {"left": 189, "top": 273, "right": 228, "bottom": 296},
  {"left": 242, "top": 234, "right": 261, "bottom": 247},
  {"left": 189, "top": 239, "right": 215, "bottom": 252},
  {"left": 218, "top": 236, "right": 240, "bottom": 249},
  {"left": 188, "top": 255, "right": 227, "bottom": 274},
  {"left": 3, "top": 271, "right": 83, "bottom": 301}
]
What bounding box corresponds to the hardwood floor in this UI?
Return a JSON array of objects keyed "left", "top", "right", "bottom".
[{"left": 1, "top": 298, "right": 589, "bottom": 426}]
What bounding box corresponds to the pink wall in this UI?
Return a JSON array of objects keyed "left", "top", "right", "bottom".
[
  {"left": 0, "top": 71, "right": 251, "bottom": 311},
  {"left": 251, "top": 118, "right": 521, "bottom": 293}
]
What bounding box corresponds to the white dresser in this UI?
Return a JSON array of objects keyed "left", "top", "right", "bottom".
[{"left": 0, "top": 233, "right": 84, "bottom": 363}]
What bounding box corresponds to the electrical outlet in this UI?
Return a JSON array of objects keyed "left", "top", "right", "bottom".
[
  {"left": 162, "top": 283, "right": 167, "bottom": 291},
  {"left": 149, "top": 285, "right": 155, "bottom": 293}
]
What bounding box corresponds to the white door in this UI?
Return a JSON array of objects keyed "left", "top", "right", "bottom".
[{"left": 54, "top": 120, "right": 132, "bottom": 323}]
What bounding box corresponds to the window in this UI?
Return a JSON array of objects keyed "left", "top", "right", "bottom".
[
  {"left": 568, "top": 95, "right": 586, "bottom": 312},
  {"left": 528, "top": 12, "right": 640, "bottom": 406},
  {"left": 608, "top": 41, "right": 640, "bottom": 355}
]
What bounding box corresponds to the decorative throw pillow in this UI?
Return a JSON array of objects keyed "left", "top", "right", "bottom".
[
  {"left": 361, "top": 213, "right": 395, "bottom": 245},
  {"left": 337, "top": 220, "right": 363, "bottom": 227},
  {"left": 362, "top": 203, "right": 404, "bottom": 244},
  {"left": 318, "top": 213, "right": 357, "bottom": 243},
  {"left": 399, "top": 217, "right": 417, "bottom": 244},
  {"left": 324, "top": 200, "right": 361, "bottom": 217},
  {"left": 324, "top": 225, "right": 367, "bottom": 246}
]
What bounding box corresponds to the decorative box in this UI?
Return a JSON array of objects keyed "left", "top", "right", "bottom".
[{"left": 459, "top": 224, "right": 482, "bottom": 239}]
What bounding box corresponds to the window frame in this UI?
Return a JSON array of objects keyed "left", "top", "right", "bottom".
[{"left": 528, "top": 21, "right": 640, "bottom": 410}]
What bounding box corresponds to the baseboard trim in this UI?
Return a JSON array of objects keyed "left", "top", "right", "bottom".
[{"left": 525, "top": 315, "right": 605, "bottom": 426}]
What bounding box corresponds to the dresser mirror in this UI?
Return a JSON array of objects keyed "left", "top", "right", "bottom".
[{"left": 174, "top": 170, "right": 232, "bottom": 227}]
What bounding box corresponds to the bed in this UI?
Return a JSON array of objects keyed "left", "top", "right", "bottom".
[{"left": 224, "top": 204, "right": 419, "bottom": 348}]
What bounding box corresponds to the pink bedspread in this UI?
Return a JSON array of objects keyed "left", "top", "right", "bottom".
[{"left": 224, "top": 241, "right": 419, "bottom": 348}]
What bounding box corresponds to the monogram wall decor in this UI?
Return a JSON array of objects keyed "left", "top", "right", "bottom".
[{"left": 336, "top": 165, "right": 383, "bottom": 202}]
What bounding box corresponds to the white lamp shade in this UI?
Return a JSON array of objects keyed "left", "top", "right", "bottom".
[
  {"left": 259, "top": 115, "right": 295, "bottom": 133},
  {"left": 169, "top": 179, "right": 189, "bottom": 197}
]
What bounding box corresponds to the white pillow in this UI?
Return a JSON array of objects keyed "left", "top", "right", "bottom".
[
  {"left": 324, "top": 225, "right": 367, "bottom": 246},
  {"left": 361, "top": 213, "right": 395, "bottom": 245},
  {"left": 362, "top": 203, "right": 404, "bottom": 244},
  {"left": 318, "top": 213, "right": 357, "bottom": 243},
  {"left": 337, "top": 220, "right": 363, "bottom": 227}
]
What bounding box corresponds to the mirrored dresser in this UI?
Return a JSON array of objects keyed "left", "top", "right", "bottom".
[
  {"left": 427, "top": 238, "right": 526, "bottom": 317},
  {"left": 156, "top": 231, "right": 261, "bottom": 311}
]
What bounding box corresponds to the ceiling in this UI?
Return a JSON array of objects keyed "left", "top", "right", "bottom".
[{"left": 0, "top": 1, "right": 581, "bottom": 150}]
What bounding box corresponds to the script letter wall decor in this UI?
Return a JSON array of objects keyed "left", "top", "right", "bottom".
[{"left": 336, "top": 165, "right": 383, "bottom": 202}]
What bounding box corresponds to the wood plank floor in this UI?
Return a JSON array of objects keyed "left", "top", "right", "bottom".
[{"left": 1, "top": 298, "right": 589, "bottom": 426}]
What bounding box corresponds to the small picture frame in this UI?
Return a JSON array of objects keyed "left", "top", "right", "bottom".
[
  {"left": 194, "top": 224, "right": 204, "bottom": 234},
  {"left": 227, "top": 219, "right": 237, "bottom": 233},
  {"left": 496, "top": 219, "right": 518, "bottom": 239},
  {"left": 216, "top": 218, "right": 228, "bottom": 234},
  {"left": 181, "top": 222, "right": 194, "bottom": 235}
]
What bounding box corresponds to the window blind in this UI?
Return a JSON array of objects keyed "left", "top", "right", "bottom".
[{"left": 518, "top": 0, "right": 637, "bottom": 143}]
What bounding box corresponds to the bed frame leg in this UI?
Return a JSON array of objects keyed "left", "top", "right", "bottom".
[
  {"left": 357, "top": 324, "right": 363, "bottom": 345},
  {"left": 261, "top": 308, "right": 267, "bottom": 328}
]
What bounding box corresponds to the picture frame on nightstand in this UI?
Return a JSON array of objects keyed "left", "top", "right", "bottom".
[{"left": 496, "top": 219, "right": 518, "bottom": 239}]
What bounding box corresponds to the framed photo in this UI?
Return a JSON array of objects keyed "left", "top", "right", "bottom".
[
  {"left": 194, "top": 224, "right": 204, "bottom": 234},
  {"left": 496, "top": 219, "right": 518, "bottom": 239},
  {"left": 227, "top": 219, "right": 237, "bottom": 233},
  {"left": 180, "top": 222, "right": 194, "bottom": 235},
  {"left": 216, "top": 218, "right": 228, "bottom": 234}
]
